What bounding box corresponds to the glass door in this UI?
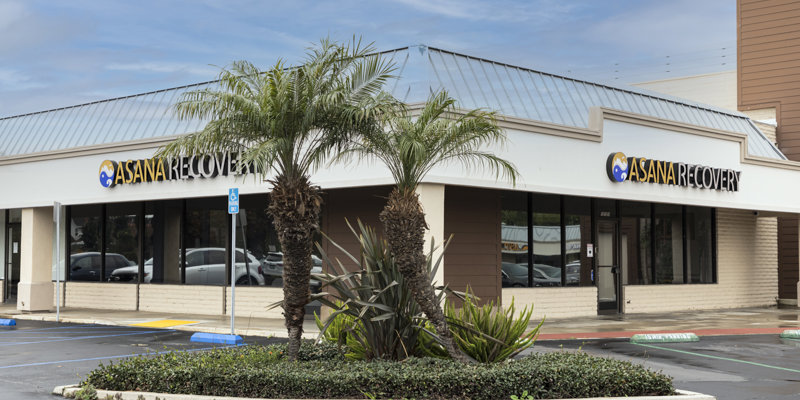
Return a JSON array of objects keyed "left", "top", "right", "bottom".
[
  {"left": 596, "top": 220, "right": 620, "bottom": 313},
  {"left": 6, "top": 222, "right": 21, "bottom": 301}
]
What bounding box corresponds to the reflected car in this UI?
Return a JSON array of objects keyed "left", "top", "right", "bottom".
[
  {"left": 565, "top": 261, "right": 581, "bottom": 285},
  {"left": 109, "top": 248, "right": 264, "bottom": 285},
  {"left": 71, "top": 252, "right": 135, "bottom": 281},
  {"left": 261, "top": 252, "right": 323, "bottom": 291},
  {"left": 501, "top": 262, "right": 562, "bottom": 287}
]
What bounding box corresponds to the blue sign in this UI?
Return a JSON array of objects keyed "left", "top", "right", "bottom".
[{"left": 228, "top": 188, "right": 239, "bottom": 214}]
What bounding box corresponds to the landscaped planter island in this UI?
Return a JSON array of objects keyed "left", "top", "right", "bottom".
[{"left": 53, "top": 343, "right": 715, "bottom": 400}]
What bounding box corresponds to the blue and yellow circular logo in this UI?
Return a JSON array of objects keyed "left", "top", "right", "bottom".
[
  {"left": 607, "top": 152, "right": 629, "bottom": 183},
  {"left": 99, "top": 160, "right": 117, "bottom": 188}
]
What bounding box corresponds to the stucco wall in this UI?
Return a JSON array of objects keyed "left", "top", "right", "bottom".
[
  {"left": 502, "top": 287, "right": 598, "bottom": 320},
  {"left": 623, "top": 208, "right": 778, "bottom": 313}
]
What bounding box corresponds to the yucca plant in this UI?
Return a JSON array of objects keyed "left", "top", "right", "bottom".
[
  {"left": 419, "top": 292, "right": 544, "bottom": 363},
  {"left": 311, "top": 219, "right": 455, "bottom": 360}
]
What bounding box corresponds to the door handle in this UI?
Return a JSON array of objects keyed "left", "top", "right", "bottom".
[{"left": 611, "top": 266, "right": 620, "bottom": 274}]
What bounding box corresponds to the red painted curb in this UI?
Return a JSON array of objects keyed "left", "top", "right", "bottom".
[{"left": 537, "top": 327, "right": 789, "bottom": 341}]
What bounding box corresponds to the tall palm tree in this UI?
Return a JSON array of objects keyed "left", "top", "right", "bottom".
[
  {"left": 157, "top": 38, "right": 396, "bottom": 360},
  {"left": 339, "top": 90, "right": 518, "bottom": 363}
]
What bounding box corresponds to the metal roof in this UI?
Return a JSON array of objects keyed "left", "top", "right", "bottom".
[{"left": 0, "top": 45, "right": 785, "bottom": 160}]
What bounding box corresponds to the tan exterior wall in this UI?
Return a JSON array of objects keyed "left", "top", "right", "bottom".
[
  {"left": 139, "top": 284, "right": 224, "bottom": 315},
  {"left": 623, "top": 209, "right": 778, "bottom": 313},
  {"left": 0, "top": 280, "right": 3, "bottom": 302},
  {"left": 64, "top": 282, "right": 137, "bottom": 310},
  {"left": 634, "top": 71, "right": 738, "bottom": 111},
  {"left": 225, "top": 287, "right": 283, "bottom": 318},
  {"left": 444, "top": 186, "right": 501, "bottom": 306},
  {"left": 502, "top": 287, "right": 597, "bottom": 320},
  {"left": 739, "top": 0, "right": 800, "bottom": 301},
  {"left": 53, "top": 281, "right": 65, "bottom": 307}
]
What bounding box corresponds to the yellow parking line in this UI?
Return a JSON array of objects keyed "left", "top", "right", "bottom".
[{"left": 130, "top": 319, "right": 198, "bottom": 328}]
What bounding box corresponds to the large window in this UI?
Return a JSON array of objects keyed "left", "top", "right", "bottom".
[
  {"left": 620, "top": 201, "right": 651, "bottom": 285},
  {"left": 499, "top": 193, "right": 716, "bottom": 289},
  {"left": 105, "top": 203, "right": 140, "bottom": 282},
  {"left": 501, "top": 192, "right": 530, "bottom": 288},
  {"left": 238, "top": 194, "right": 282, "bottom": 287},
  {"left": 184, "top": 197, "right": 228, "bottom": 285},
  {"left": 686, "top": 206, "right": 714, "bottom": 283},
  {"left": 69, "top": 205, "right": 102, "bottom": 282}
]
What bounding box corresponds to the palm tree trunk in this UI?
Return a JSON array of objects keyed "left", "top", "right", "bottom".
[
  {"left": 379, "top": 188, "right": 470, "bottom": 363},
  {"left": 268, "top": 174, "right": 322, "bottom": 361}
]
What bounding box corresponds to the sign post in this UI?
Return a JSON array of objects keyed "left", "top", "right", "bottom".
[
  {"left": 228, "top": 188, "right": 239, "bottom": 335},
  {"left": 53, "top": 201, "right": 61, "bottom": 322}
]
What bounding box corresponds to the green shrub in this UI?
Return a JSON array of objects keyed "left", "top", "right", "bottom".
[
  {"left": 447, "top": 295, "right": 543, "bottom": 362},
  {"left": 312, "top": 220, "right": 450, "bottom": 360},
  {"left": 84, "top": 343, "right": 673, "bottom": 399}
]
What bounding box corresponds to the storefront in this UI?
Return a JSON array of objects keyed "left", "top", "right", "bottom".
[{"left": 1, "top": 45, "right": 798, "bottom": 319}]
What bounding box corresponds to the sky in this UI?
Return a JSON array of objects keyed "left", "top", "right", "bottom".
[{"left": 0, "top": 0, "right": 736, "bottom": 118}]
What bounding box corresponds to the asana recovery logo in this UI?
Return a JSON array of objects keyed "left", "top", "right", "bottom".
[
  {"left": 606, "top": 152, "right": 629, "bottom": 183},
  {"left": 99, "top": 160, "right": 117, "bottom": 188}
]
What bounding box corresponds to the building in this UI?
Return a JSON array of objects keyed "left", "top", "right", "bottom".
[{"left": 1, "top": 45, "right": 798, "bottom": 321}]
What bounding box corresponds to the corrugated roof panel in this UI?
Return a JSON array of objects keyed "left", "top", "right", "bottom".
[{"left": 0, "top": 45, "right": 786, "bottom": 161}]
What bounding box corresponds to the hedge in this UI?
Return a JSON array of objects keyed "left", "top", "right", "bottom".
[{"left": 84, "top": 342, "right": 674, "bottom": 399}]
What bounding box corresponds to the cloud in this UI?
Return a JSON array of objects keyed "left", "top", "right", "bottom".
[
  {"left": 0, "top": 68, "right": 43, "bottom": 90},
  {"left": 105, "top": 62, "right": 218, "bottom": 78},
  {"left": 390, "top": 0, "right": 575, "bottom": 23}
]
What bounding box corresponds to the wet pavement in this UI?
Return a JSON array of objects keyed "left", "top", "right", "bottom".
[
  {"left": 0, "top": 319, "right": 282, "bottom": 399},
  {"left": 533, "top": 335, "right": 800, "bottom": 400}
]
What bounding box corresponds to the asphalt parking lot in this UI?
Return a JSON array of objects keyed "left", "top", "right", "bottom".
[
  {"left": 535, "top": 334, "right": 800, "bottom": 400},
  {"left": 0, "top": 320, "right": 281, "bottom": 399}
]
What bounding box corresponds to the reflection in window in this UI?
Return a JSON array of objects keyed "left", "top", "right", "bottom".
[
  {"left": 238, "top": 194, "right": 280, "bottom": 287},
  {"left": 184, "top": 197, "right": 227, "bottom": 285},
  {"left": 654, "top": 204, "right": 683, "bottom": 284},
  {"left": 564, "top": 196, "right": 592, "bottom": 286},
  {"left": 686, "top": 207, "right": 713, "bottom": 283},
  {"left": 501, "top": 192, "right": 529, "bottom": 288},
  {"left": 146, "top": 200, "right": 182, "bottom": 284},
  {"left": 620, "top": 201, "right": 651, "bottom": 285},
  {"left": 69, "top": 205, "right": 102, "bottom": 281},
  {"left": 533, "top": 194, "right": 561, "bottom": 287},
  {"left": 105, "top": 203, "right": 139, "bottom": 282}
]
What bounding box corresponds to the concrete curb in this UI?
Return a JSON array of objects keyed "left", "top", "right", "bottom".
[
  {"left": 53, "top": 385, "right": 715, "bottom": 400},
  {"left": 0, "top": 312, "right": 318, "bottom": 339}
]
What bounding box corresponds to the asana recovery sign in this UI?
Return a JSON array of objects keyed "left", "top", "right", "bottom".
[
  {"left": 99, "top": 153, "right": 249, "bottom": 188},
  {"left": 606, "top": 152, "right": 741, "bottom": 192}
]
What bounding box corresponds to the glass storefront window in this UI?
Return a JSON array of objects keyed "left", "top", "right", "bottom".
[
  {"left": 686, "top": 206, "right": 714, "bottom": 283},
  {"left": 105, "top": 203, "right": 140, "bottom": 282},
  {"left": 69, "top": 205, "right": 102, "bottom": 282},
  {"left": 501, "top": 192, "right": 530, "bottom": 288},
  {"left": 146, "top": 200, "right": 182, "bottom": 284},
  {"left": 564, "top": 196, "right": 592, "bottom": 286},
  {"left": 238, "top": 194, "right": 280, "bottom": 287},
  {"left": 620, "top": 201, "right": 651, "bottom": 285},
  {"left": 184, "top": 197, "right": 228, "bottom": 285},
  {"left": 654, "top": 204, "right": 684, "bottom": 284},
  {"left": 532, "top": 194, "right": 561, "bottom": 287}
]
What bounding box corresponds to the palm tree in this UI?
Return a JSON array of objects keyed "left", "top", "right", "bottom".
[
  {"left": 157, "top": 38, "right": 396, "bottom": 360},
  {"left": 339, "top": 90, "right": 518, "bottom": 363}
]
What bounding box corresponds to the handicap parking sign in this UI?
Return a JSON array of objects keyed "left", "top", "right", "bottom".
[{"left": 228, "top": 188, "right": 239, "bottom": 214}]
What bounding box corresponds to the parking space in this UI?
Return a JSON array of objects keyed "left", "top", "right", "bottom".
[
  {"left": 0, "top": 319, "right": 282, "bottom": 399},
  {"left": 534, "top": 335, "right": 800, "bottom": 400}
]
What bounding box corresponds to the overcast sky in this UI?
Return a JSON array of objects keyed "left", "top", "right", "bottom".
[{"left": 0, "top": 0, "right": 736, "bottom": 117}]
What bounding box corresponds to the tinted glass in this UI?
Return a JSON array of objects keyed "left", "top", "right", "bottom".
[
  {"left": 620, "top": 201, "right": 651, "bottom": 285},
  {"left": 501, "top": 191, "right": 529, "bottom": 288},
  {"left": 145, "top": 200, "right": 182, "bottom": 284},
  {"left": 654, "top": 204, "right": 683, "bottom": 284},
  {"left": 105, "top": 202, "right": 139, "bottom": 282},
  {"left": 686, "top": 206, "right": 713, "bottom": 283},
  {"left": 185, "top": 197, "right": 227, "bottom": 285},
  {"left": 238, "top": 194, "right": 279, "bottom": 287},
  {"left": 532, "top": 194, "right": 561, "bottom": 287},
  {"left": 69, "top": 205, "right": 102, "bottom": 281},
  {"left": 564, "top": 196, "right": 592, "bottom": 286}
]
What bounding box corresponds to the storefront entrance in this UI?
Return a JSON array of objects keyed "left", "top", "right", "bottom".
[
  {"left": 596, "top": 220, "right": 621, "bottom": 313},
  {"left": 4, "top": 220, "right": 20, "bottom": 302}
]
